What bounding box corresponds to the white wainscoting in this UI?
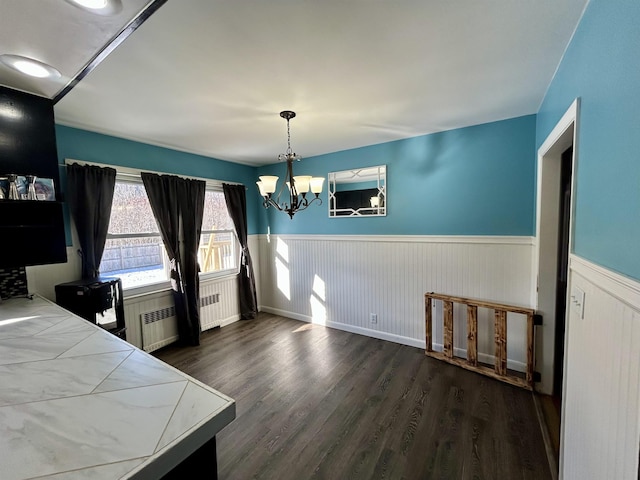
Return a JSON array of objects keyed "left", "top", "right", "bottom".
[
  {"left": 256, "top": 234, "right": 535, "bottom": 368},
  {"left": 249, "top": 235, "right": 261, "bottom": 309},
  {"left": 560, "top": 255, "right": 640, "bottom": 480}
]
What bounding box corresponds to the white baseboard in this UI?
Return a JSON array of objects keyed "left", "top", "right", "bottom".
[
  {"left": 431, "top": 343, "right": 526, "bottom": 373},
  {"left": 260, "top": 305, "right": 526, "bottom": 373},
  {"left": 143, "top": 335, "right": 179, "bottom": 353},
  {"left": 260, "top": 306, "right": 424, "bottom": 349},
  {"left": 220, "top": 314, "right": 241, "bottom": 327}
]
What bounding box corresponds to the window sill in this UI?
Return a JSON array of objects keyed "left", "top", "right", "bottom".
[
  {"left": 200, "top": 267, "right": 239, "bottom": 283},
  {"left": 122, "top": 268, "right": 239, "bottom": 301},
  {"left": 123, "top": 280, "right": 172, "bottom": 300}
]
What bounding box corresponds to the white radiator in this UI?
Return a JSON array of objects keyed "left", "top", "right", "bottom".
[
  {"left": 200, "top": 293, "right": 221, "bottom": 331},
  {"left": 129, "top": 273, "right": 241, "bottom": 352},
  {"left": 141, "top": 305, "right": 179, "bottom": 352},
  {"left": 140, "top": 293, "right": 221, "bottom": 352}
]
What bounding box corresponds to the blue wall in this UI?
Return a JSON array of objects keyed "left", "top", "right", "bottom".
[
  {"left": 536, "top": 0, "right": 640, "bottom": 280},
  {"left": 257, "top": 115, "right": 537, "bottom": 236},
  {"left": 51, "top": 0, "right": 640, "bottom": 282},
  {"left": 55, "top": 125, "right": 260, "bottom": 244}
]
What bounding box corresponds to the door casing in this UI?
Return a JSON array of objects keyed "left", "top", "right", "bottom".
[{"left": 532, "top": 98, "right": 580, "bottom": 398}]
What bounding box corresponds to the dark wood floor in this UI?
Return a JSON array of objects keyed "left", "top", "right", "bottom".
[{"left": 154, "top": 313, "right": 552, "bottom": 480}]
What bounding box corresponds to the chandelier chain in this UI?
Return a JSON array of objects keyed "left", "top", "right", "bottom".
[{"left": 286, "top": 118, "right": 292, "bottom": 155}]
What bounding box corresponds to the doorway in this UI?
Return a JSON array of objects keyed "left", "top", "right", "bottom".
[
  {"left": 534, "top": 98, "right": 579, "bottom": 473},
  {"left": 553, "top": 146, "right": 572, "bottom": 398},
  {"left": 540, "top": 145, "right": 572, "bottom": 463}
]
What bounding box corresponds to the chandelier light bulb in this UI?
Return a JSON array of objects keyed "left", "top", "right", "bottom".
[
  {"left": 258, "top": 176, "right": 278, "bottom": 194},
  {"left": 292, "top": 176, "right": 311, "bottom": 194},
  {"left": 310, "top": 177, "right": 325, "bottom": 195}
]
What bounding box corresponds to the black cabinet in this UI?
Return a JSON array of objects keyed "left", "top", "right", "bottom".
[
  {"left": 0, "top": 86, "right": 59, "bottom": 179},
  {"left": 0, "top": 86, "right": 67, "bottom": 268},
  {"left": 0, "top": 200, "right": 66, "bottom": 267}
]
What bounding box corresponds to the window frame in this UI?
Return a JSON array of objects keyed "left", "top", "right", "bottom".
[
  {"left": 65, "top": 159, "right": 242, "bottom": 297},
  {"left": 198, "top": 189, "right": 241, "bottom": 281}
]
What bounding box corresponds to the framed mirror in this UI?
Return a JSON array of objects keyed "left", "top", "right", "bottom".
[{"left": 328, "top": 165, "right": 386, "bottom": 217}]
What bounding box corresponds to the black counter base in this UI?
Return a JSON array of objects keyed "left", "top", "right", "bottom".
[{"left": 161, "top": 436, "right": 217, "bottom": 480}]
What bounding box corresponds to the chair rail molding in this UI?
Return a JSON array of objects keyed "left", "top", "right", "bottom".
[
  {"left": 569, "top": 254, "right": 640, "bottom": 310},
  {"left": 256, "top": 233, "right": 534, "bottom": 245}
]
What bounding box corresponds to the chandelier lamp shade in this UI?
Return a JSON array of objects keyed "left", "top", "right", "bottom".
[{"left": 257, "top": 111, "right": 325, "bottom": 219}]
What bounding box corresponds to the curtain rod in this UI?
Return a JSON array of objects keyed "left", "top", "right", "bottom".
[{"left": 62, "top": 159, "right": 247, "bottom": 189}]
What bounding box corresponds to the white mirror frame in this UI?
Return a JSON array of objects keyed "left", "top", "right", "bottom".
[{"left": 328, "top": 165, "right": 386, "bottom": 217}]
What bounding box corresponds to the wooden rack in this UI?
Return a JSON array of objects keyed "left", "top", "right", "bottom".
[{"left": 424, "top": 292, "right": 538, "bottom": 390}]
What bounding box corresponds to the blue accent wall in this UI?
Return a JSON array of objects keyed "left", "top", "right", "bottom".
[
  {"left": 536, "top": 0, "right": 640, "bottom": 280},
  {"left": 55, "top": 125, "right": 259, "bottom": 245},
  {"left": 257, "top": 115, "right": 536, "bottom": 236}
]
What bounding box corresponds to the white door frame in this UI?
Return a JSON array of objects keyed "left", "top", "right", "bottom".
[{"left": 532, "top": 98, "right": 580, "bottom": 396}]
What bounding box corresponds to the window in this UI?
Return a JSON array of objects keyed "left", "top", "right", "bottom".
[
  {"left": 99, "top": 175, "right": 239, "bottom": 291},
  {"left": 199, "top": 190, "right": 237, "bottom": 274}
]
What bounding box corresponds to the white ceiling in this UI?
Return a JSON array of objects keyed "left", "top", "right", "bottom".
[
  {"left": 2, "top": 0, "right": 588, "bottom": 166},
  {"left": 0, "top": 0, "right": 153, "bottom": 99}
]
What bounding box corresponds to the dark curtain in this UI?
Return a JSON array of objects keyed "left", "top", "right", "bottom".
[
  {"left": 142, "top": 172, "right": 205, "bottom": 346},
  {"left": 67, "top": 163, "right": 116, "bottom": 279},
  {"left": 180, "top": 179, "right": 206, "bottom": 342},
  {"left": 223, "top": 183, "right": 258, "bottom": 319}
]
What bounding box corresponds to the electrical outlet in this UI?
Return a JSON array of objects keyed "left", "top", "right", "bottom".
[{"left": 370, "top": 313, "right": 377, "bottom": 324}]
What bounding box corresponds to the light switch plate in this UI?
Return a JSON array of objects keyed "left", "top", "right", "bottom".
[{"left": 570, "top": 286, "right": 585, "bottom": 319}]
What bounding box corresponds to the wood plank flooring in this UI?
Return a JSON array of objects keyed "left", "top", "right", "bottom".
[{"left": 154, "top": 313, "right": 552, "bottom": 480}]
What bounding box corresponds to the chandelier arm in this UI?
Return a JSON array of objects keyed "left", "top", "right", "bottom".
[
  {"left": 264, "top": 197, "right": 284, "bottom": 211},
  {"left": 262, "top": 191, "right": 322, "bottom": 216},
  {"left": 291, "top": 196, "right": 323, "bottom": 213},
  {"left": 308, "top": 196, "right": 323, "bottom": 207}
]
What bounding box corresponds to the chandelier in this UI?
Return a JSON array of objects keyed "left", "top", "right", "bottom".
[{"left": 256, "top": 111, "right": 325, "bottom": 219}]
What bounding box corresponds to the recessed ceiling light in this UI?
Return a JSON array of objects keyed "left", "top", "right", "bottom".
[
  {"left": 75, "top": 0, "right": 108, "bottom": 8},
  {"left": 0, "top": 54, "right": 61, "bottom": 79},
  {"left": 64, "top": 0, "right": 123, "bottom": 15}
]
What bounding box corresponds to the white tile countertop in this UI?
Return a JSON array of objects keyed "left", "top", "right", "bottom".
[{"left": 0, "top": 295, "right": 235, "bottom": 480}]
